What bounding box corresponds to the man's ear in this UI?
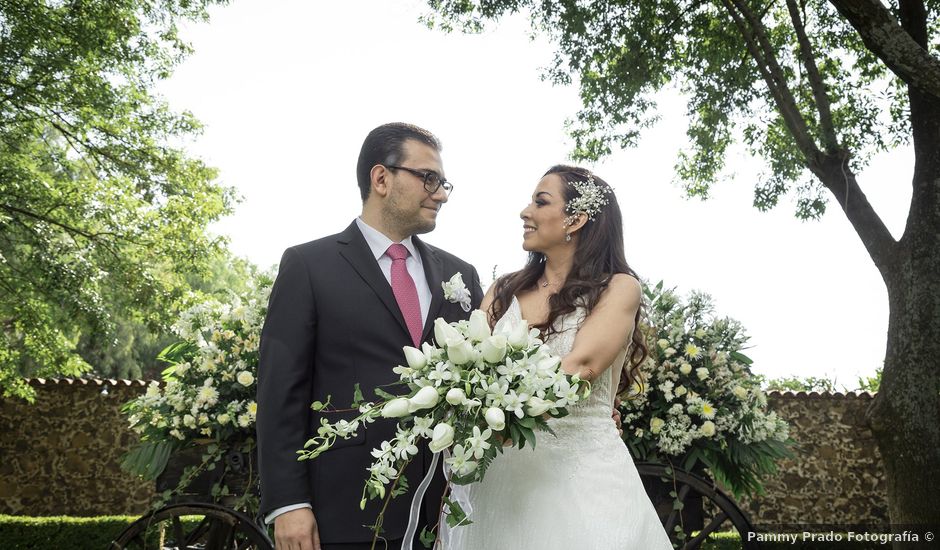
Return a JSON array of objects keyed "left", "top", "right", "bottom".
[{"left": 370, "top": 164, "right": 391, "bottom": 198}]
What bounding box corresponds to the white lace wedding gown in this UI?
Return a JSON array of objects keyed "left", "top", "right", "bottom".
[{"left": 444, "top": 297, "right": 673, "bottom": 550}]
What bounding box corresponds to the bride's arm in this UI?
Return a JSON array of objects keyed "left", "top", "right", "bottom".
[{"left": 560, "top": 274, "right": 641, "bottom": 382}]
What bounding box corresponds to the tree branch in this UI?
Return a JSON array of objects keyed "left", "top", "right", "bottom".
[
  {"left": 721, "top": 0, "right": 822, "bottom": 165},
  {"left": 0, "top": 203, "right": 119, "bottom": 241},
  {"left": 827, "top": 0, "right": 940, "bottom": 98},
  {"left": 785, "top": 0, "right": 840, "bottom": 151},
  {"left": 816, "top": 154, "right": 897, "bottom": 271},
  {"left": 721, "top": 0, "right": 896, "bottom": 269}
]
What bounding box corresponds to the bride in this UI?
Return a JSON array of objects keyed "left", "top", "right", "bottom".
[{"left": 443, "top": 165, "right": 673, "bottom": 549}]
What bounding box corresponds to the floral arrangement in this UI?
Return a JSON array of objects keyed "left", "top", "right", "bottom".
[
  {"left": 620, "top": 281, "right": 793, "bottom": 498},
  {"left": 121, "top": 274, "right": 272, "bottom": 510},
  {"left": 299, "top": 310, "right": 590, "bottom": 545}
]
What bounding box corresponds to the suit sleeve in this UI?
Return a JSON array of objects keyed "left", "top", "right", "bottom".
[{"left": 257, "top": 247, "right": 317, "bottom": 515}]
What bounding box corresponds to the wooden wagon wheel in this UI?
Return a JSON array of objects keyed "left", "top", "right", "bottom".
[
  {"left": 635, "top": 462, "right": 759, "bottom": 550},
  {"left": 110, "top": 502, "right": 273, "bottom": 550}
]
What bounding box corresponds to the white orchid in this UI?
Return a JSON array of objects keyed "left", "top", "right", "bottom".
[{"left": 442, "top": 272, "right": 472, "bottom": 312}]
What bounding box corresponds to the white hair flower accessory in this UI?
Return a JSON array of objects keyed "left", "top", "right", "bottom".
[{"left": 565, "top": 175, "right": 612, "bottom": 222}]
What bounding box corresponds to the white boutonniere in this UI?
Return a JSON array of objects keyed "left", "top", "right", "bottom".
[{"left": 442, "top": 272, "right": 472, "bottom": 312}]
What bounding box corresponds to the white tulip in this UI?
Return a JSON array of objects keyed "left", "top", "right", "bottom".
[
  {"left": 408, "top": 386, "right": 440, "bottom": 412},
  {"left": 480, "top": 335, "right": 508, "bottom": 363},
  {"left": 403, "top": 346, "right": 427, "bottom": 370},
  {"left": 484, "top": 407, "right": 506, "bottom": 431},
  {"left": 446, "top": 338, "right": 474, "bottom": 365},
  {"left": 507, "top": 321, "right": 530, "bottom": 349},
  {"left": 467, "top": 310, "right": 491, "bottom": 342},
  {"left": 732, "top": 386, "right": 748, "bottom": 400},
  {"left": 429, "top": 422, "right": 455, "bottom": 453},
  {"left": 525, "top": 396, "right": 552, "bottom": 417},
  {"left": 434, "top": 318, "right": 462, "bottom": 346},
  {"left": 445, "top": 388, "right": 467, "bottom": 406},
  {"left": 679, "top": 363, "right": 692, "bottom": 375},
  {"left": 381, "top": 398, "right": 411, "bottom": 418}
]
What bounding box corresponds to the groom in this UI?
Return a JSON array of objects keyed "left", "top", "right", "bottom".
[{"left": 257, "top": 122, "right": 483, "bottom": 550}]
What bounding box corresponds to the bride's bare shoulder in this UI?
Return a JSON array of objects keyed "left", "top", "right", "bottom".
[{"left": 601, "top": 274, "right": 641, "bottom": 309}]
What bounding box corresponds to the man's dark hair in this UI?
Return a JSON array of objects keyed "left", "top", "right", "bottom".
[{"left": 356, "top": 122, "right": 442, "bottom": 201}]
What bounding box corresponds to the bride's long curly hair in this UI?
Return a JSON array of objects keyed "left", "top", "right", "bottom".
[{"left": 488, "top": 165, "right": 648, "bottom": 392}]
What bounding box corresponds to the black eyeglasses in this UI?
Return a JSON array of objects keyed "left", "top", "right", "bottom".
[{"left": 385, "top": 165, "right": 454, "bottom": 196}]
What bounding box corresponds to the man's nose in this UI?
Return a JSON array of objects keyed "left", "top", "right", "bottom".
[{"left": 430, "top": 186, "right": 448, "bottom": 203}]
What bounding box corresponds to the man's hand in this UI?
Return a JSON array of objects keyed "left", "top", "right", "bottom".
[
  {"left": 274, "top": 507, "right": 320, "bottom": 550},
  {"left": 612, "top": 397, "right": 623, "bottom": 437}
]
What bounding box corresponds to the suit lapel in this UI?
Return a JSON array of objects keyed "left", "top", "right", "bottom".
[
  {"left": 414, "top": 236, "right": 444, "bottom": 343},
  {"left": 336, "top": 221, "right": 411, "bottom": 342}
]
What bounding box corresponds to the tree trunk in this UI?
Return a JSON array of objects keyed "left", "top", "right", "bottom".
[
  {"left": 871, "top": 258, "right": 940, "bottom": 542},
  {"left": 865, "top": 2, "right": 940, "bottom": 541}
]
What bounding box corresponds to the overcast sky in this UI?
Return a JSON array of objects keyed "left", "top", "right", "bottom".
[{"left": 156, "top": 0, "right": 913, "bottom": 388}]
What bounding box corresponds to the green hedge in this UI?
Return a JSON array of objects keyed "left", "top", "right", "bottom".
[{"left": 0, "top": 515, "right": 137, "bottom": 549}]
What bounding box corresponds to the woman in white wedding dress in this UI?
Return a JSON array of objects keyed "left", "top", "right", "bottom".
[{"left": 444, "top": 166, "right": 673, "bottom": 550}]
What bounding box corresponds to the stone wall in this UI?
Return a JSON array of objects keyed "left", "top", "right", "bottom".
[
  {"left": 0, "top": 379, "right": 154, "bottom": 516},
  {"left": 739, "top": 391, "right": 888, "bottom": 528},
  {"left": 0, "top": 379, "right": 887, "bottom": 524}
]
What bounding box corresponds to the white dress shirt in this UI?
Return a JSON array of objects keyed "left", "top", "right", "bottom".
[{"left": 265, "top": 218, "right": 433, "bottom": 524}]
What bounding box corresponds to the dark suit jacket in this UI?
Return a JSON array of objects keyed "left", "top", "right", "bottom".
[{"left": 257, "top": 221, "right": 483, "bottom": 543}]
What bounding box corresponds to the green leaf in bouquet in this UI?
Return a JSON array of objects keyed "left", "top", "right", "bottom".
[
  {"left": 373, "top": 387, "right": 398, "bottom": 401},
  {"left": 519, "top": 426, "right": 537, "bottom": 450},
  {"left": 420, "top": 527, "right": 436, "bottom": 548},
  {"left": 443, "top": 497, "right": 472, "bottom": 528},
  {"left": 533, "top": 417, "right": 557, "bottom": 438},
  {"left": 120, "top": 440, "right": 176, "bottom": 480},
  {"left": 509, "top": 423, "right": 523, "bottom": 449},
  {"left": 475, "top": 446, "right": 497, "bottom": 479},
  {"left": 352, "top": 383, "right": 364, "bottom": 407},
  {"left": 310, "top": 396, "right": 331, "bottom": 411},
  {"left": 391, "top": 474, "right": 410, "bottom": 498},
  {"left": 730, "top": 351, "right": 753, "bottom": 365},
  {"left": 517, "top": 416, "right": 536, "bottom": 430}
]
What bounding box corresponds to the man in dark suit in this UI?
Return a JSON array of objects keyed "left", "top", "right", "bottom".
[{"left": 257, "top": 123, "right": 483, "bottom": 550}]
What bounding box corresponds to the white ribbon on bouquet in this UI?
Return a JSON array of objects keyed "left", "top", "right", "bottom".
[{"left": 402, "top": 449, "right": 473, "bottom": 550}]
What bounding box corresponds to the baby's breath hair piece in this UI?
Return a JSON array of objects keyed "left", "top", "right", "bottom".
[{"left": 565, "top": 175, "right": 612, "bottom": 222}]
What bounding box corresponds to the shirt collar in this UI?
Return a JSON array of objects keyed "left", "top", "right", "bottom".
[{"left": 355, "top": 217, "right": 419, "bottom": 261}]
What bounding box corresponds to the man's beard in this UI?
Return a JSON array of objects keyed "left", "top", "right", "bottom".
[{"left": 383, "top": 199, "right": 436, "bottom": 237}]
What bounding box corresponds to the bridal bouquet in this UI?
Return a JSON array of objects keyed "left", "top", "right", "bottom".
[
  {"left": 620, "top": 281, "right": 793, "bottom": 498},
  {"left": 298, "top": 309, "right": 590, "bottom": 541}
]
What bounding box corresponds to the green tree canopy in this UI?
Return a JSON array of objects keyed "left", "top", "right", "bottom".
[{"left": 0, "top": 0, "right": 233, "bottom": 399}]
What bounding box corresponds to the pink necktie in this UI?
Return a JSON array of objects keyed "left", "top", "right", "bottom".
[{"left": 386, "top": 244, "right": 423, "bottom": 347}]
